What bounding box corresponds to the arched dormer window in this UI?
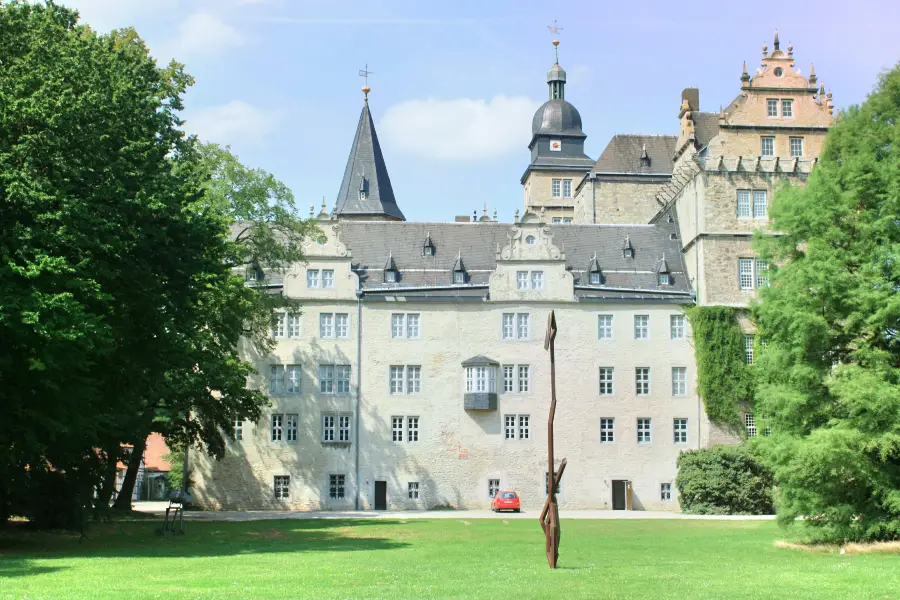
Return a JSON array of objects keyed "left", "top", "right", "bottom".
[{"left": 384, "top": 252, "right": 398, "bottom": 283}]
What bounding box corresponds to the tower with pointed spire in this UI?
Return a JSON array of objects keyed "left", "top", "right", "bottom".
[
  {"left": 333, "top": 84, "right": 406, "bottom": 221},
  {"left": 521, "top": 39, "right": 594, "bottom": 223}
]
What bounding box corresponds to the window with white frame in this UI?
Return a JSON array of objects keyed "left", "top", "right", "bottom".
[
  {"left": 285, "top": 414, "right": 298, "bottom": 443},
  {"left": 599, "top": 367, "right": 614, "bottom": 395},
  {"left": 465, "top": 366, "right": 496, "bottom": 393},
  {"left": 319, "top": 313, "right": 349, "bottom": 339},
  {"left": 408, "top": 482, "right": 420, "bottom": 500},
  {"left": 739, "top": 258, "right": 755, "bottom": 290},
  {"left": 269, "top": 365, "right": 286, "bottom": 395},
  {"left": 590, "top": 271, "right": 602, "bottom": 284},
  {"left": 274, "top": 475, "right": 290, "bottom": 500},
  {"left": 272, "top": 313, "right": 286, "bottom": 338},
  {"left": 600, "top": 418, "right": 615, "bottom": 443},
  {"left": 563, "top": 217, "right": 573, "bottom": 224},
  {"left": 389, "top": 366, "right": 420, "bottom": 394},
  {"left": 319, "top": 364, "right": 351, "bottom": 394},
  {"left": 516, "top": 271, "right": 528, "bottom": 290},
  {"left": 761, "top": 136, "right": 775, "bottom": 157},
  {"left": 288, "top": 314, "right": 301, "bottom": 338},
  {"left": 551, "top": 179, "right": 562, "bottom": 198},
  {"left": 790, "top": 137, "right": 803, "bottom": 157},
  {"left": 233, "top": 418, "right": 243, "bottom": 441},
  {"left": 745, "top": 335, "right": 755, "bottom": 365},
  {"left": 518, "top": 365, "right": 530, "bottom": 393},
  {"left": 516, "top": 272, "right": 544, "bottom": 290},
  {"left": 488, "top": 479, "right": 500, "bottom": 498},
  {"left": 406, "top": 314, "right": 420, "bottom": 338},
  {"left": 307, "top": 270, "right": 319, "bottom": 288},
  {"left": 391, "top": 313, "right": 420, "bottom": 339},
  {"left": 322, "top": 269, "right": 334, "bottom": 288},
  {"left": 319, "top": 313, "right": 333, "bottom": 338},
  {"left": 670, "top": 314, "right": 685, "bottom": 340},
  {"left": 517, "top": 314, "right": 530, "bottom": 339},
  {"left": 392, "top": 416, "right": 404, "bottom": 442},
  {"left": 531, "top": 271, "right": 544, "bottom": 290},
  {"left": 781, "top": 99, "right": 793, "bottom": 118},
  {"left": 504, "top": 414, "right": 516, "bottom": 440},
  {"left": 389, "top": 366, "right": 404, "bottom": 394},
  {"left": 674, "top": 418, "right": 688, "bottom": 443},
  {"left": 504, "top": 415, "right": 529, "bottom": 440},
  {"left": 598, "top": 315, "right": 613, "bottom": 340},
  {"left": 454, "top": 270, "right": 465, "bottom": 284},
  {"left": 286, "top": 365, "right": 301, "bottom": 394},
  {"left": 661, "top": 483, "right": 672, "bottom": 501},
  {"left": 391, "top": 416, "right": 419, "bottom": 442},
  {"left": 635, "top": 368, "right": 650, "bottom": 396},
  {"left": 271, "top": 414, "right": 283, "bottom": 442},
  {"left": 756, "top": 260, "right": 769, "bottom": 288},
  {"left": 502, "top": 365, "right": 530, "bottom": 393},
  {"left": 672, "top": 367, "right": 687, "bottom": 396},
  {"left": 634, "top": 315, "right": 649, "bottom": 340},
  {"left": 519, "top": 415, "right": 530, "bottom": 439},
  {"left": 562, "top": 179, "right": 572, "bottom": 198},
  {"left": 552, "top": 217, "right": 562, "bottom": 224},
  {"left": 753, "top": 190, "right": 768, "bottom": 219},
  {"left": 766, "top": 98, "right": 778, "bottom": 117},
  {"left": 322, "top": 413, "right": 351, "bottom": 443},
  {"left": 745, "top": 413, "right": 757, "bottom": 437},
  {"left": 407, "top": 366, "right": 421, "bottom": 394},
  {"left": 637, "top": 418, "right": 652, "bottom": 443},
  {"left": 329, "top": 474, "right": 345, "bottom": 499},
  {"left": 408, "top": 416, "right": 419, "bottom": 442},
  {"left": 502, "top": 366, "right": 515, "bottom": 393},
  {"left": 323, "top": 414, "right": 335, "bottom": 442},
  {"left": 502, "top": 314, "right": 515, "bottom": 339},
  {"left": 270, "top": 364, "right": 301, "bottom": 395},
  {"left": 338, "top": 414, "right": 351, "bottom": 442},
  {"left": 737, "top": 190, "right": 751, "bottom": 218}
]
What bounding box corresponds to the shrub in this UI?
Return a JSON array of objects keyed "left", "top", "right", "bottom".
[{"left": 676, "top": 445, "right": 775, "bottom": 515}]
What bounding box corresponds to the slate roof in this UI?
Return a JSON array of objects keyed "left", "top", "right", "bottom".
[
  {"left": 692, "top": 112, "right": 720, "bottom": 150},
  {"left": 333, "top": 220, "right": 692, "bottom": 300},
  {"left": 334, "top": 101, "right": 405, "bottom": 221},
  {"left": 592, "top": 135, "right": 676, "bottom": 175},
  {"left": 532, "top": 99, "right": 586, "bottom": 137}
]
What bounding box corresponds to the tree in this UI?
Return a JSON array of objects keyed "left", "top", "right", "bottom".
[{"left": 751, "top": 64, "right": 900, "bottom": 542}]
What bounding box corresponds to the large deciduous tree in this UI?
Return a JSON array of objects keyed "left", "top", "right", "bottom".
[{"left": 751, "top": 64, "right": 900, "bottom": 542}]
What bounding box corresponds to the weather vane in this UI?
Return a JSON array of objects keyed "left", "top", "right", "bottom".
[
  {"left": 546, "top": 19, "right": 563, "bottom": 34},
  {"left": 359, "top": 63, "right": 373, "bottom": 99},
  {"left": 546, "top": 20, "right": 562, "bottom": 62}
]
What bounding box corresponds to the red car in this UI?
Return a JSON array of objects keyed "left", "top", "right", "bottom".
[{"left": 491, "top": 490, "right": 521, "bottom": 513}]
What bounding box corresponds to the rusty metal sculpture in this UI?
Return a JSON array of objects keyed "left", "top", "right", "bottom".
[{"left": 540, "top": 310, "right": 566, "bottom": 569}]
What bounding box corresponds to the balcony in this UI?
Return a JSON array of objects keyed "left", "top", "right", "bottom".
[
  {"left": 464, "top": 392, "right": 498, "bottom": 411},
  {"left": 462, "top": 355, "right": 499, "bottom": 411}
]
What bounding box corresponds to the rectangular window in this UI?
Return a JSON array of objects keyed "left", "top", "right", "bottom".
[
  {"left": 634, "top": 315, "right": 649, "bottom": 340},
  {"left": 599, "top": 367, "right": 614, "bottom": 395},
  {"left": 637, "top": 418, "right": 651, "bottom": 443},
  {"left": 307, "top": 270, "right": 319, "bottom": 288},
  {"left": 598, "top": 315, "right": 613, "bottom": 340},
  {"left": 674, "top": 418, "right": 688, "bottom": 443},
  {"left": 329, "top": 474, "right": 345, "bottom": 499},
  {"left": 502, "top": 313, "right": 515, "bottom": 339},
  {"left": 392, "top": 416, "right": 404, "bottom": 442},
  {"left": 504, "top": 414, "right": 516, "bottom": 440},
  {"left": 322, "top": 269, "right": 334, "bottom": 288},
  {"left": 406, "top": 366, "right": 421, "bottom": 394},
  {"left": 407, "top": 416, "right": 419, "bottom": 442},
  {"left": 531, "top": 271, "right": 544, "bottom": 290},
  {"left": 272, "top": 313, "right": 285, "bottom": 338},
  {"left": 551, "top": 179, "right": 562, "bottom": 198},
  {"left": 454, "top": 270, "right": 465, "bottom": 284},
  {"left": 562, "top": 179, "right": 572, "bottom": 198},
  {"left": 756, "top": 260, "right": 769, "bottom": 288},
  {"left": 518, "top": 415, "right": 530, "bottom": 440},
  {"left": 286, "top": 365, "right": 301, "bottom": 394},
  {"left": 670, "top": 314, "right": 685, "bottom": 339},
  {"left": 745, "top": 413, "right": 757, "bottom": 437},
  {"left": 635, "top": 367, "right": 650, "bottom": 396},
  {"left": 739, "top": 258, "right": 754, "bottom": 289},
  {"left": 766, "top": 98, "right": 778, "bottom": 117},
  {"left": 781, "top": 99, "right": 793, "bottom": 118},
  {"left": 269, "top": 365, "right": 286, "bottom": 395},
  {"left": 661, "top": 483, "right": 672, "bottom": 501},
  {"left": 517, "top": 365, "right": 530, "bottom": 393},
  {"left": 322, "top": 414, "right": 335, "bottom": 442},
  {"left": 600, "top": 418, "right": 615, "bottom": 443},
  {"left": 590, "top": 271, "right": 602, "bottom": 284},
  {"left": 516, "top": 314, "right": 530, "bottom": 339},
  {"left": 516, "top": 271, "right": 528, "bottom": 290},
  {"left": 465, "top": 366, "right": 496, "bottom": 393},
  {"left": 288, "top": 314, "right": 301, "bottom": 338},
  {"left": 335, "top": 314, "right": 349, "bottom": 338},
  {"left": 271, "top": 414, "right": 283, "bottom": 442},
  {"left": 503, "top": 366, "right": 515, "bottom": 393},
  {"left": 391, "top": 314, "right": 405, "bottom": 338},
  {"left": 284, "top": 414, "right": 298, "bottom": 443},
  {"left": 552, "top": 217, "right": 562, "bottom": 224},
  {"left": 672, "top": 367, "right": 687, "bottom": 396},
  {"left": 790, "top": 137, "right": 803, "bottom": 157},
  {"left": 319, "top": 313, "right": 333, "bottom": 338},
  {"left": 763, "top": 427, "right": 772, "bottom": 437},
  {"left": 737, "top": 190, "right": 751, "bottom": 217},
  {"left": 335, "top": 365, "right": 350, "bottom": 394},
  {"left": 338, "top": 415, "right": 351, "bottom": 442},
  {"left": 488, "top": 479, "right": 500, "bottom": 499},
  {"left": 563, "top": 217, "right": 573, "bottom": 224},
  {"left": 407, "top": 314, "right": 420, "bottom": 338},
  {"left": 319, "top": 365, "right": 334, "bottom": 394},
  {"left": 389, "top": 366, "right": 404, "bottom": 394},
  {"left": 408, "top": 482, "right": 420, "bottom": 500},
  {"left": 745, "top": 335, "right": 755, "bottom": 365},
  {"left": 753, "top": 190, "right": 767, "bottom": 219},
  {"left": 233, "top": 418, "right": 243, "bottom": 441},
  {"left": 761, "top": 136, "right": 774, "bottom": 157},
  {"left": 274, "top": 475, "right": 290, "bottom": 500}
]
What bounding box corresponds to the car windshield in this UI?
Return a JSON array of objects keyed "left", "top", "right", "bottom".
[{"left": 501, "top": 492, "right": 517, "bottom": 499}]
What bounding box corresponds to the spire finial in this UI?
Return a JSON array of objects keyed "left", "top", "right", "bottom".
[
  {"left": 359, "top": 63, "right": 373, "bottom": 101},
  {"left": 741, "top": 60, "right": 750, "bottom": 84},
  {"left": 809, "top": 63, "right": 817, "bottom": 85},
  {"left": 773, "top": 29, "right": 780, "bottom": 51},
  {"left": 321, "top": 196, "right": 326, "bottom": 210},
  {"left": 547, "top": 20, "right": 563, "bottom": 63}
]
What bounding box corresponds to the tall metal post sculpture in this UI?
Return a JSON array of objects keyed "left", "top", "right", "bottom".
[{"left": 540, "top": 310, "right": 567, "bottom": 568}]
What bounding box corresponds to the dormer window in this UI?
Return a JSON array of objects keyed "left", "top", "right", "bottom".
[
  {"left": 657, "top": 255, "right": 672, "bottom": 286},
  {"left": 358, "top": 177, "right": 369, "bottom": 201},
  {"left": 587, "top": 253, "right": 604, "bottom": 285},
  {"left": 422, "top": 232, "right": 435, "bottom": 257},
  {"left": 384, "top": 252, "right": 398, "bottom": 284},
  {"left": 590, "top": 272, "right": 602, "bottom": 285},
  {"left": 385, "top": 271, "right": 397, "bottom": 283},
  {"left": 454, "top": 271, "right": 465, "bottom": 284},
  {"left": 452, "top": 251, "right": 467, "bottom": 284},
  {"left": 657, "top": 273, "right": 671, "bottom": 285},
  {"left": 639, "top": 144, "right": 651, "bottom": 168},
  {"left": 622, "top": 236, "right": 635, "bottom": 260}
]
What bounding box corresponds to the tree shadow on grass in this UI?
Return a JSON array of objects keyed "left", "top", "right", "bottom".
[{"left": 0, "top": 519, "right": 416, "bottom": 578}]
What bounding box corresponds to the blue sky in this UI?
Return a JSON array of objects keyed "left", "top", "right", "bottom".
[{"left": 62, "top": 0, "right": 900, "bottom": 223}]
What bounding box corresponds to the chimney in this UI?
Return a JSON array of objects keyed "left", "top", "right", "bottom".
[
  {"left": 455, "top": 215, "right": 471, "bottom": 223},
  {"left": 681, "top": 88, "right": 700, "bottom": 112}
]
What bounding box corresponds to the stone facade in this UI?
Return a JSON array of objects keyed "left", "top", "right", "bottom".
[
  {"left": 575, "top": 178, "right": 668, "bottom": 225},
  {"left": 523, "top": 170, "right": 581, "bottom": 222}
]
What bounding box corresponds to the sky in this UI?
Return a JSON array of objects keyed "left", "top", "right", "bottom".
[{"left": 59, "top": 0, "right": 900, "bottom": 223}]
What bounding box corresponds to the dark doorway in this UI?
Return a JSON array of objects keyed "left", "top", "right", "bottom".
[
  {"left": 374, "top": 481, "right": 387, "bottom": 510},
  {"left": 612, "top": 480, "right": 627, "bottom": 510}
]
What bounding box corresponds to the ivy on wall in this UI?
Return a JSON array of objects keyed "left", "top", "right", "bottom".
[{"left": 685, "top": 306, "right": 754, "bottom": 431}]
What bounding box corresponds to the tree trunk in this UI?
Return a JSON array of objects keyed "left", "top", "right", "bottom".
[
  {"left": 95, "top": 446, "right": 119, "bottom": 509},
  {"left": 112, "top": 436, "right": 144, "bottom": 510}
]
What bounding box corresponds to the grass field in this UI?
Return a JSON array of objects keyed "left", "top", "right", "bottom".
[{"left": 1, "top": 518, "right": 898, "bottom": 600}]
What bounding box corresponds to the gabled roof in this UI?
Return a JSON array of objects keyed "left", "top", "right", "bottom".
[
  {"left": 334, "top": 101, "right": 405, "bottom": 221},
  {"left": 692, "top": 112, "right": 720, "bottom": 150},
  {"left": 592, "top": 135, "right": 676, "bottom": 175}
]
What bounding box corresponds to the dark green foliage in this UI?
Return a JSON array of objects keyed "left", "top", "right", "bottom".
[
  {"left": 751, "top": 64, "right": 900, "bottom": 542},
  {"left": 685, "top": 306, "right": 754, "bottom": 430},
  {"left": 675, "top": 445, "right": 775, "bottom": 515}
]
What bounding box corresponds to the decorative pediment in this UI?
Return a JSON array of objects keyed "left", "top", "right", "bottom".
[
  {"left": 301, "top": 222, "right": 351, "bottom": 258},
  {"left": 497, "top": 224, "right": 565, "bottom": 262}
]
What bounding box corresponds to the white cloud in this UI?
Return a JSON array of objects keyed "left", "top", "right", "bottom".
[
  {"left": 379, "top": 96, "right": 540, "bottom": 161},
  {"left": 161, "top": 12, "right": 244, "bottom": 61},
  {"left": 182, "top": 100, "right": 281, "bottom": 148},
  {"left": 58, "top": 0, "right": 179, "bottom": 32}
]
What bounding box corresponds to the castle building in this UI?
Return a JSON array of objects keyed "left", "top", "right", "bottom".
[{"left": 192, "top": 32, "right": 832, "bottom": 511}]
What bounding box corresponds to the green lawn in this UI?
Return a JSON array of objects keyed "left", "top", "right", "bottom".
[{"left": 1, "top": 518, "right": 897, "bottom": 600}]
